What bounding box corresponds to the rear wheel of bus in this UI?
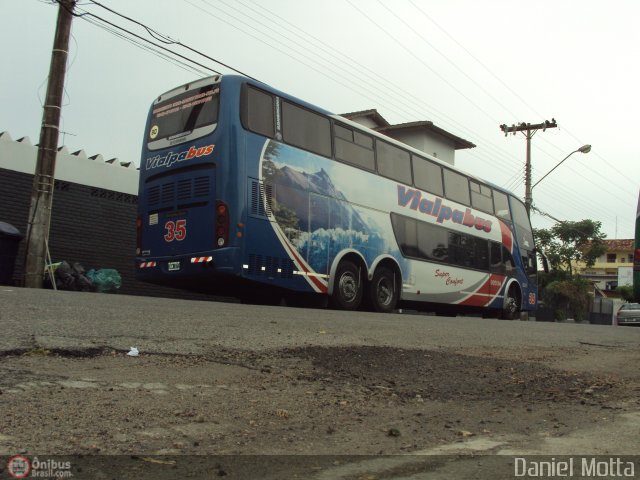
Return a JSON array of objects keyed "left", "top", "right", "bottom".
[
  {"left": 369, "top": 266, "right": 398, "bottom": 313},
  {"left": 331, "top": 260, "right": 363, "bottom": 311}
]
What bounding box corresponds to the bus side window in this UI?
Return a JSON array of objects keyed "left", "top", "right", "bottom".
[
  {"left": 490, "top": 242, "right": 505, "bottom": 274},
  {"left": 443, "top": 169, "right": 470, "bottom": 206},
  {"left": 470, "top": 181, "right": 494, "bottom": 214},
  {"left": 502, "top": 246, "right": 516, "bottom": 274},
  {"left": 243, "top": 86, "right": 275, "bottom": 138},
  {"left": 334, "top": 123, "right": 375, "bottom": 171},
  {"left": 281, "top": 100, "right": 331, "bottom": 158},
  {"left": 417, "top": 220, "right": 448, "bottom": 262},
  {"left": 391, "top": 213, "right": 418, "bottom": 258},
  {"left": 523, "top": 252, "right": 537, "bottom": 275},
  {"left": 413, "top": 155, "right": 443, "bottom": 196},
  {"left": 493, "top": 190, "right": 510, "bottom": 221},
  {"left": 376, "top": 140, "right": 412, "bottom": 185}
]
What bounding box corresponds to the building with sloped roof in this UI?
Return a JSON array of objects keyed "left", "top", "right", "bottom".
[
  {"left": 341, "top": 109, "right": 475, "bottom": 165},
  {"left": 575, "top": 239, "right": 635, "bottom": 291}
]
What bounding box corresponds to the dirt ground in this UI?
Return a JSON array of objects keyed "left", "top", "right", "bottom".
[{"left": 1, "top": 343, "right": 637, "bottom": 464}]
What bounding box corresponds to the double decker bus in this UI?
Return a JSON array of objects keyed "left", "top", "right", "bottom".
[{"left": 136, "top": 74, "right": 538, "bottom": 317}]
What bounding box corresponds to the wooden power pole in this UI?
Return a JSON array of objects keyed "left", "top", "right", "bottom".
[
  {"left": 500, "top": 119, "right": 557, "bottom": 216},
  {"left": 24, "top": 0, "right": 76, "bottom": 288}
]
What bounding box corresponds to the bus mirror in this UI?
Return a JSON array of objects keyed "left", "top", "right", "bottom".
[{"left": 537, "top": 250, "right": 550, "bottom": 273}]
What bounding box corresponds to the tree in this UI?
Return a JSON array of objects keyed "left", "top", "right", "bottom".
[
  {"left": 543, "top": 278, "right": 592, "bottom": 321},
  {"left": 534, "top": 219, "right": 606, "bottom": 276},
  {"left": 616, "top": 285, "right": 635, "bottom": 302}
]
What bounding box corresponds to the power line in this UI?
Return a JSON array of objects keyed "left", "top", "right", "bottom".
[
  {"left": 48, "top": 0, "right": 631, "bottom": 237},
  {"left": 406, "top": 0, "right": 637, "bottom": 199},
  {"left": 79, "top": 14, "right": 210, "bottom": 77},
  {"left": 79, "top": 0, "right": 257, "bottom": 80},
  {"left": 68, "top": 5, "right": 223, "bottom": 75},
  {"left": 375, "top": 0, "right": 520, "bottom": 121},
  {"left": 188, "top": 0, "right": 526, "bottom": 180},
  {"left": 345, "top": 0, "right": 502, "bottom": 128}
]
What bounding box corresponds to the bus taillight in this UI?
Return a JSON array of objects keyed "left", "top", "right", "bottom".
[
  {"left": 135, "top": 215, "right": 142, "bottom": 255},
  {"left": 216, "top": 201, "right": 229, "bottom": 247}
]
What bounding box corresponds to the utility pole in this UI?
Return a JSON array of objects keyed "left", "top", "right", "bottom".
[
  {"left": 500, "top": 119, "right": 557, "bottom": 216},
  {"left": 24, "top": 0, "right": 76, "bottom": 288}
]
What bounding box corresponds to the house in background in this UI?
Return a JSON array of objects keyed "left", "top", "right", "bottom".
[
  {"left": 341, "top": 109, "right": 475, "bottom": 166},
  {"left": 575, "top": 239, "right": 634, "bottom": 292}
]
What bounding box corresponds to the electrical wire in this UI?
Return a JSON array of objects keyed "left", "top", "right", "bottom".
[
  {"left": 84, "top": 0, "right": 258, "bottom": 80},
  {"left": 47, "top": 0, "right": 634, "bottom": 237},
  {"left": 79, "top": 13, "right": 210, "bottom": 77},
  {"left": 187, "top": 0, "right": 525, "bottom": 180}
]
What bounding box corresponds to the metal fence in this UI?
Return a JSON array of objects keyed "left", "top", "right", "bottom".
[{"left": 590, "top": 297, "right": 614, "bottom": 325}]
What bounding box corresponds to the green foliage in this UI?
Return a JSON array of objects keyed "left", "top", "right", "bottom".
[
  {"left": 534, "top": 219, "right": 606, "bottom": 275},
  {"left": 262, "top": 158, "right": 283, "bottom": 183},
  {"left": 536, "top": 269, "right": 570, "bottom": 292},
  {"left": 542, "top": 278, "right": 591, "bottom": 321},
  {"left": 616, "top": 285, "right": 635, "bottom": 302}
]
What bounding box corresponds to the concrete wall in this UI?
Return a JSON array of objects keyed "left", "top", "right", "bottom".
[
  {"left": 0, "top": 132, "right": 219, "bottom": 301},
  {"left": 384, "top": 129, "right": 455, "bottom": 165}
]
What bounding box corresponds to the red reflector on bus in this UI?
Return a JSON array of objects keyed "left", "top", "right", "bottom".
[
  {"left": 136, "top": 215, "right": 143, "bottom": 255},
  {"left": 215, "top": 200, "right": 229, "bottom": 248}
]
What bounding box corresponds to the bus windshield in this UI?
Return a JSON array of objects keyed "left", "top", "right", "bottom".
[{"left": 147, "top": 85, "right": 219, "bottom": 148}]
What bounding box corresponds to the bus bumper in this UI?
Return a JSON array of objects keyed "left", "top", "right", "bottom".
[{"left": 136, "top": 247, "right": 241, "bottom": 282}]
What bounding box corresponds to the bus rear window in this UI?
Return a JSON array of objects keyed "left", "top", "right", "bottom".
[{"left": 148, "top": 85, "right": 219, "bottom": 145}]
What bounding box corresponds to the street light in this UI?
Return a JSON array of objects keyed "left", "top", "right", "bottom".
[
  {"left": 531, "top": 144, "right": 591, "bottom": 190},
  {"left": 526, "top": 144, "right": 591, "bottom": 213}
]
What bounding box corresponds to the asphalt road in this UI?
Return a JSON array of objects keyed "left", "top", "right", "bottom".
[
  {"left": 1, "top": 286, "right": 638, "bottom": 357},
  {"left": 2, "top": 287, "right": 640, "bottom": 480}
]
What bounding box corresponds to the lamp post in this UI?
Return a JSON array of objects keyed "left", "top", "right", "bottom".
[{"left": 526, "top": 144, "right": 591, "bottom": 215}]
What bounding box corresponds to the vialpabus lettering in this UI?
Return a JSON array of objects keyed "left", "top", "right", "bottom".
[
  {"left": 145, "top": 144, "right": 214, "bottom": 170},
  {"left": 397, "top": 185, "right": 492, "bottom": 232}
]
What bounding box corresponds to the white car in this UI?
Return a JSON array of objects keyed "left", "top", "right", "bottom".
[{"left": 615, "top": 303, "right": 640, "bottom": 326}]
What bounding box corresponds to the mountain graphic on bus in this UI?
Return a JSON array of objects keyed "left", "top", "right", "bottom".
[{"left": 261, "top": 140, "right": 405, "bottom": 276}]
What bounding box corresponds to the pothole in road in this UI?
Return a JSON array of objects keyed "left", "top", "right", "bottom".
[{"left": 283, "top": 345, "right": 625, "bottom": 405}]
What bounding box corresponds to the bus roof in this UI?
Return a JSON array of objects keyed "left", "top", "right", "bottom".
[{"left": 213, "top": 75, "right": 516, "bottom": 198}]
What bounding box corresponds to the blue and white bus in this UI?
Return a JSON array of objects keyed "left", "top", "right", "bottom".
[{"left": 136, "top": 75, "right": 537, "bottom": 317}]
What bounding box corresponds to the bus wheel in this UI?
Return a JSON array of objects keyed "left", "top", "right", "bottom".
[
  {"left": 369, "top": 267, "right": 398, "bottom": 313},
  {"left": 502, "top": 286, "right": 521, "bottom": 320},
  {"left": 331, "top": 260, "right": 363, "bottom": 311}
]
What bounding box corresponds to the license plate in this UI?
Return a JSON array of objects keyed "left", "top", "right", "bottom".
[{"left": 168, "top": 261, "right": 181, "bottom": 271}]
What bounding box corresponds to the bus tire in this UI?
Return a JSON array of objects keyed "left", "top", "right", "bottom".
[
  {"left": 331, "top": 260, "right": 363, "bottom": 311},
  {"left": 369, "top": 266, "right": 398, "bottom": 313},
  {"left": 502, "top": 285, "right": 521, "bottom": 320}
]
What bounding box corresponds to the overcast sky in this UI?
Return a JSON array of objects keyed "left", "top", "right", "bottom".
[{"left": 2, "top": 0, "right": 638, "bottom": 239}]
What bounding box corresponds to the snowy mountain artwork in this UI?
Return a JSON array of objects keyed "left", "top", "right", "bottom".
[{"left": 260, "top": 140, "right": 404, "bottom": 276}]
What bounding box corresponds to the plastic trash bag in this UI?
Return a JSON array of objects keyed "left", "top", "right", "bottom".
[
  {"left": 127, "top": 347, "right": 139, "bottom": 357},
  {"left": 72, "top": 262, "right": 95, "bottom": 292},
  {"left": 44, "top": 261, "right": 95, "bottom": 291},
  {"left": 86, "top": 268, "right": 122, "bottom": 293}
]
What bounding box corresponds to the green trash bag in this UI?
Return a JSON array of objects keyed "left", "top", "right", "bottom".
[{"left": 86, "top": 268, "right": 122, "bottom": 293}]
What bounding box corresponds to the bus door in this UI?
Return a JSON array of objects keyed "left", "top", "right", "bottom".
[{"left": 489, "top": 241, "right": 507, "bottom": 299}]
